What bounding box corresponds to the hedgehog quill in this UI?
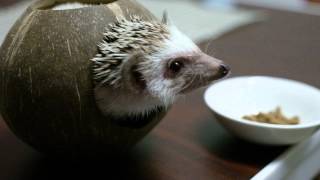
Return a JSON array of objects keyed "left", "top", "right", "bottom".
[{"left": 92, "top": 12, "right": 230, "bottom": 125}]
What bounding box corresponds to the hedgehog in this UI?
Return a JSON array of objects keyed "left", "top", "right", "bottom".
[{"left": 89, "top": 11, "right": 229, "bottom": 127}]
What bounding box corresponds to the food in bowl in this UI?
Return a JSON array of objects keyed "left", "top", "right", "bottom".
[{"left": 243, "top": 107, "right": 300, "bottom": 125}]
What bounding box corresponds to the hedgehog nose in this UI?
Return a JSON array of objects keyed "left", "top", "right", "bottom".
[{"left": 218, "top": 64, "right": 230, "bottom": 77}]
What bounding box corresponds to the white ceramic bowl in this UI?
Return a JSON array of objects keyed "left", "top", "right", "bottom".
[{"left": 204, "top": 76, "right": 320, "bottom": 145}]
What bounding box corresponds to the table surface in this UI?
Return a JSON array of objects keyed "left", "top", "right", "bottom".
[{"left": 1, "top": 2, "right": 320, "bottom": 180}]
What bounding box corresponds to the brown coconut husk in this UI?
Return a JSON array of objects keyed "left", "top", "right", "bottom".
[{"left": 0, "top": 0, "right": 167, "bottom": 156}]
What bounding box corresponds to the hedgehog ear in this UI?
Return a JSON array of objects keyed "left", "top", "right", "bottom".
[
  {"left": 121, "top": 53, "right": 146, "bottom": 93},
  {"left": 162, "top": 10, "right": 172, "bottom": 26}
]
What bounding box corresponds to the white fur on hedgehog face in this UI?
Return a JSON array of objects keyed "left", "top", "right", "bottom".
[
  {"left": 140, "top": 25, "right": 200, "bottom": 105},
  {"left": 92, "top": 15, "right": 201, "bottom": 116}
]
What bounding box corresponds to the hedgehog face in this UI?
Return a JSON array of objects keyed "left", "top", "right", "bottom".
[
  {"left": 92, "top": 13, "right": 229, "bottom": 116},
  {"left": 139, "top": 25, "right": 229, "bottom": 105},
  {"left": 163, "top": 53, "right": 229, "bottom": 94}
]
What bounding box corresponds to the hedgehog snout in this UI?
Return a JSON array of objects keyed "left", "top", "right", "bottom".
[
  {"left": 217, "top": 63, "right": 230, "bottom": 79},
  {"left": 198, "top": 53, "right": 230, "bottom": 81},
  {"left": 175, "top": 53, "right": 229, "bottom": 94}
]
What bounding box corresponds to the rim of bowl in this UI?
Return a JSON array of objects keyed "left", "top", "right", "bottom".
[{"left": 204, "top": 75, "right": 320, "bottom": 130}]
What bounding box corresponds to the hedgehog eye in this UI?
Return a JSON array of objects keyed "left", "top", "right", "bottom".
[{"left": 168, "top": 59, "right": 184, "bottom": 73}]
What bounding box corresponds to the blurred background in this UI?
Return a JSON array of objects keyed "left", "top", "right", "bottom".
[
  {"left": 1, "top": 0, "right": 320, "bottom": 44},
  {"left": 1, "top": 0, "right": 320, "bottom": 180}
]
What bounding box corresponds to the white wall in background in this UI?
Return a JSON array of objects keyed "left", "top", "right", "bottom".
[
  {"left": 0, "top": 0, "right": 259, "bottom": 45},
  {"left": 204, "top": 0, "right": 320, "bottom": 15}
]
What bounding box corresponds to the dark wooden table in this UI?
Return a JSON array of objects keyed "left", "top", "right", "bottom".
[{"left": 1, "top": 3, "right": 320, "bottom": 180}]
